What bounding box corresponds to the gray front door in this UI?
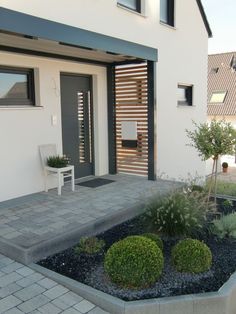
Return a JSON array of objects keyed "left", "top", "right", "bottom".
[{"left": 60, "top": 74, "right": 94, "bottom": 178}]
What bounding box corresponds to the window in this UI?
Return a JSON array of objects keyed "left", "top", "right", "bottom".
[
  {"left": 210, "top": 91, "right": 227, "bottom": 103},
  {"left": 117, "top": 0, "right": 141, "bottom": 13},
  {"left": 160, "top": 0, "right": 174, "bottom": 26},
  {"left": 0, "top": 66, "right": 35, "bottom": 106},
  {"left": 178, "top": 85, "right": 193, "bottom": 106}
]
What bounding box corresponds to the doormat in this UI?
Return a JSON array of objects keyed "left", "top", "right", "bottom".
[{"left": 76, "top": 178, "right": 115, "bottom": 188}]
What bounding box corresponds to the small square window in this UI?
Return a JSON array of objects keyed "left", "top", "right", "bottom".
[
  {"left": 0, "top": 66, "right": 35, "bottom": 106},
  {"left": 117, "top": 0, "right": 141, "bottom": 13},
  {"left": 210, "top": 91, "right": 227, "bottom": 103},
  {"left": 178, "top": 85, "right": 193, "bottom": 106},
  {"left": 160, "top": 0, "right": 174, "bottom": 26}
]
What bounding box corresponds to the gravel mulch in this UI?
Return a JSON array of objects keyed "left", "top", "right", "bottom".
[{"left": 38, "top": 200, "right": 236, "bottom": 301}]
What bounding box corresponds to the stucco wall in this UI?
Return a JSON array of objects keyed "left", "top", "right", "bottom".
[
  {"left": 0, "top": 0, "right": 209, "bottom": 201},
  {"left": 156, "top": 0, "right": 208, "bottom": 181},
  {"left": 0, "top": 52, "right": 108, "bottom": 202}
]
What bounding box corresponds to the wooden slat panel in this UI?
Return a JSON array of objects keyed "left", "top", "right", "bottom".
[
  {"left": 115, "top": 63, "right": 148, "bottom": 176},
  {"left": 115, "top": 65, "right": 147, "bottom": 72}
]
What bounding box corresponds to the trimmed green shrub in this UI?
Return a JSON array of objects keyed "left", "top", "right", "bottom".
[
  {"left": 145, "top": 190, "right": 210, "bottom": 236},
  {"left": 172, "top": 239, "right": 212, "bottom": 273},
  {"left": 142, "top": 233, "right": 163, "bottom": 251},
  {"left": 47, "top": 155, "right": 69, "bottom": 168},
  {"left": 104, "top": 236, "right": 164, "bottom": 288},
  {"left": 211, "top": 213, "right": 236, "bottom": 239},
  {"left": 74, "top": 237, "right": 105, "bottom": 255}
]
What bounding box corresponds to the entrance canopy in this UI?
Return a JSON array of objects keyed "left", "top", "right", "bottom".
[{"left": 0, "top": 7, "right": 158, "bottom": 65}]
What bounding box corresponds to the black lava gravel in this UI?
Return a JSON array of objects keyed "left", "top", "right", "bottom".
[{"left": 38, "top": 204, "right": 236, "bottom": 301}]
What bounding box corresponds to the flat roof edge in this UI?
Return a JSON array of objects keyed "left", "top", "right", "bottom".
[{"left": 0, "top": 7, "right": 158, "bottom": 62}]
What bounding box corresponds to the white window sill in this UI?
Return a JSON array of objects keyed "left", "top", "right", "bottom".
[
  {"left": 177, "top": 104, "right": 196, "bottom": 108},
  {"left": 0, "top": 106, "right": 44, "bottom": 110},
  {"left": 117, "top": 4, "right": 146, "bottom": 17},
  {"left": 160, "top": 21, "right": 176, "bottom": 30}
]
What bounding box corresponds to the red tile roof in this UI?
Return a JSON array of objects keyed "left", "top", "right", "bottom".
[{"left": 208, "top": 52, "right": 236, "bottom": 116}]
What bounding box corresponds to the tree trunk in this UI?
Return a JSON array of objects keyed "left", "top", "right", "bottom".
[
  {"left": 207, "top": 158, "right": 216, "bottom": 203},
  {"left": 213, "top": 157, "right": 219, "bottom": 205}
]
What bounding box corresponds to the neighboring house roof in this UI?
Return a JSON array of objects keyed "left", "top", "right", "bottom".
[
  {"left": 208, "top": 52, "right": 236, "bottom": 116},
  {"left": 4, "top": 82, "right": 27, "bottom": 98},
  {"left": 196, "top": 0, "right": 213, "bottom": 38}
]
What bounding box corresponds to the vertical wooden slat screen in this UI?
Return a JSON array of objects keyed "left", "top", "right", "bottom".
[{"left": 115, "top": 63, "right": 148, "bottom": 176}]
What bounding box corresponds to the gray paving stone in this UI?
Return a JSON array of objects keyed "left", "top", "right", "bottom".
[
  {"left": 73, "top": 300, "right": 95, "bottom": 313},
  {"left": 0, "top": 273, "right": 23, "bottom": 288},
  {"left": 1, "top": 262, "right": 23, "bottom": 274},
  {"left": 52, "top": 292, "right": 83, "bottom": 310},
  {"left": 0, "top": 257, "right": 14, "bottom": 266},
  {"left": 61, "top": 309, "right": 82, "bottom": 314},
  {"left": 43, "top": 285, "right": 68, "bottom": 300},
  {"left": 17, "top": 294, "right": 50, "bottom": 313},
  {"left": 14, "top": 284, "right": 46, "bottom": 301},
  {"left": 0, "top": 283, "right": 22, "bottom": 298},
  {"left": 38, "top": 278, "right": 57, "bottom": 289},
  {"left": 88, "top": 307, "right": 109, "bottom": 314},
  {"left": 0, "top": 295, "right": 22, "bottom": 313},
  {"left": 0, "top": 227, "right": 15, "bottom": 236},
  {"left": 3, "top": 231, "right": 22, "bottom": 240},
  {"left": 4, "top": 308, "right": 24, "bottom": 314},
  {"left": 16, "top": 267, "right": 35, "bottom": 277},
  {"left": 16, "top": 273, "right": 44, "bottom": 288},
  {"left": 37, "top": 302, "right": 61, "bottom": 314}
]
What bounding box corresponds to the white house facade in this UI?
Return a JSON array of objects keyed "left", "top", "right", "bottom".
[{"left": 0, "top": 0, "right": 211, "bottom": 202}]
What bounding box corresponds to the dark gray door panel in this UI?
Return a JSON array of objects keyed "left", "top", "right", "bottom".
[{"left": 60, "top": 74, "right": 94, "bottom": 178}]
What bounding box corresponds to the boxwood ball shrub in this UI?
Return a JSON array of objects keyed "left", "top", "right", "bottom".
[
  {"left": 172, "top": 239, "right": 212, "bottom": 273},
  {"left": 142, "top": 233, "right": 163, "bottom": 251},
  {"left": 104, "top": 236, "right": 164, "bottom": 288}
]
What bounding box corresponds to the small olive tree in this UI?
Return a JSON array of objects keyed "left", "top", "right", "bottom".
[{"left": 186, "top": 119, "right": 236, "bottom": 202}]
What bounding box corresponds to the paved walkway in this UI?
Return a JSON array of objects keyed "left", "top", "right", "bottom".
[
  {"left": 0, "top": 175, "right": 179, "bottom": 313},
  {"left": 0, "top": 253, "right": 107, "bottom": 314},
  {"left": 0, "top": 174, "right": 177, "bottom": 264}
]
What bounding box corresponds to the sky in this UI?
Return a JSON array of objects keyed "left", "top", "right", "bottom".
[{"left": 201, "top": 0, "right": 236, "bottom": 54}]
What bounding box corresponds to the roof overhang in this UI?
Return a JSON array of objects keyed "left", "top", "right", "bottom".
[
  {"left": 196, "top": 0, "right": 213, "bottom": 38},
  {"left": 0, "top": 7, "right": 158, "bottom": 65}
]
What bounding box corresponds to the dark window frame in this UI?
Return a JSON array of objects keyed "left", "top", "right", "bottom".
[
  {"left": 160, "top": 0, "right": 175, "bottom": 27},
  {"left": 0, "top": 65, "right": 35, "bottom": 106},
  {"left": 117, "top": 0, "right": 141, "bottom": 13},
  {"left": 178, "top": 84, "right": 193, "bottom": 106}
]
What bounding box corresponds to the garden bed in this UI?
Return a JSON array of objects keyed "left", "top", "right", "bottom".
[{"left": 38, "top": 197, "right": 236, "bottom": 302}]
